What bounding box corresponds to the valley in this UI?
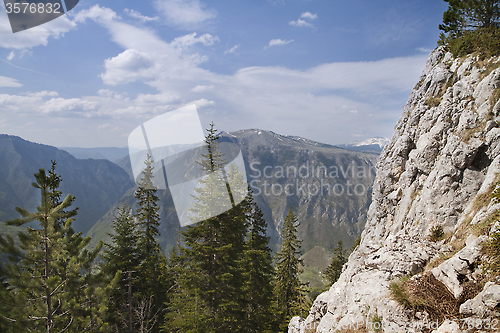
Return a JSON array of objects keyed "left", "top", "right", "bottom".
[{"left": 0, "top": 130, "right": 381, "bottom": 296}]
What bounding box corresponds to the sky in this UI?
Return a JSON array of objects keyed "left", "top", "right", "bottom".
[{"left": 0, "top": 0, "right": 449, "bottom": 148}]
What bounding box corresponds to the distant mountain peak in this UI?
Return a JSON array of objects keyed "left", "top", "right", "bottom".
[{"left": 352, "top": 137, "right": 390, "bottom": 148}]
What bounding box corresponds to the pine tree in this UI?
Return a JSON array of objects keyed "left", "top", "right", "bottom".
[
  {"left": 134, "top": 154, "right": 169, "bottom": 333},
  {"left": 241, "top": 188, "right": 275, "bottom": 333},
  {"left": 274, "top": 207, "right": 308, "bottom": 332},
  {"left": 0, "top": 162, "right": 106, "bottom": 332},
  {"left": 163, "top": 248, "right": 208, "bottom": 333},
  {"left": 169, "top": 122, "right": 248, "bottom": 332},
  {"left": 135, "top": 154, "right": 161, "bottom": 258},
  {"left": 439, "top": 0, "right": 500, "bottom": 37},
  {"left": 100, "top": 203, "right": 141, "bottom": 331},
  {"left": 323, "top": 241, "right": 347, "bottom": 286},
  {"left": 0, "top": 263, "right": 19, "bottom": 333}
]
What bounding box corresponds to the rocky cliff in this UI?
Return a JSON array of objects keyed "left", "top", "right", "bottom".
[{"left": 290, "top": 48, "right": 500, "bottom": 332}]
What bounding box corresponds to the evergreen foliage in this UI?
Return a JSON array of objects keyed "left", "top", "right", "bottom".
[
  {"left": 135, "top": 154, "right": 161, "bottom": 258},
  {"left": 0, "top": 132, "right": 314, "bottom": 332},
  {"left": 100, "top": 203, "right": 141, "bottom": 331},
  {"left": 439, "top": 0, "right": 500, "bottom": 56},
  {"left": 165, "top": 123, "right": 276, "bottom": 332},
  {"left": 135, "top": 155, "right": 170, "bottom": 332},
  {"left": 439, "top": 0, "right": 500, "bottom": 35},
  {"left": 323, "top": 241, "right": 347, "bottom": 286},
  {"left": 241, "top": 189, "right": 275, "bottom": 333},
  {"left": 0, "top": 162, "right": 108, "bottom": 332},
  {"left": 167, "top": 123, "right": 248, "bottom": 331},
  {"left": 274, "top": 207, "right": 309, "bottom": 332},
  {"left": 100, "top": 155, "right": 171, "bottom": 332}
]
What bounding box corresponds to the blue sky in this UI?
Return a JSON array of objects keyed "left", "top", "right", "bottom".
[{"left": 0, "top": 0, "right": 448, "bottom": 148}]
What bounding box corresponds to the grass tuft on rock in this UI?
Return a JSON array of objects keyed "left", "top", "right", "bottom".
[{"left": 390, "top": 273, "right": 460, "bottom": 323}]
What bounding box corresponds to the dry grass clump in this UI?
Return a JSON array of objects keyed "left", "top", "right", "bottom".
[
  {"left": 479, "top": 59, "right": 500, "bottom": 80},
  {"left": 449, "top": 177, "right": 500, "bottom": 251},
  {"left": 425, "top": 252, "right": 455, "bottom": 270},
  {"left": 425, "top": 97, "right": 442, "bottom": 107},
  {"left": 473, "top": 210, "right": 500, "bottom": 236},
  {"left": 482, "top": 231, "right": 500, "bottom": 276},
  {"left": 460, "top": 121, "right": 487, "bottom": 142},
  {"left": 459, "top": 279, "right": 485, "bottom": 304},
  {"left": 390, "top": 273, "right": 460, "bottom": 323},
  {"left": 489, "top": 88, "right": 500, "bottom": 109}
]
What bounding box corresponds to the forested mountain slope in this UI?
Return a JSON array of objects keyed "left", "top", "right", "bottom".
[
  {"left": 88, "top": 129, "right": 378, "bottom": 258},
  {"left": 0, "top": 134, "right": 134, "bottom": 234}
]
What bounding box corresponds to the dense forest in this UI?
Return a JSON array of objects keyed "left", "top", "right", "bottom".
[{"left": 0, "top": 124, "right": 337, "bottom": 333}]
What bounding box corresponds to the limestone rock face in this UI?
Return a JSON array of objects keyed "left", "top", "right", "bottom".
[
  {"left": 460, "top": 282, "right": 500, "bottom": 317},
  {"left": 289, "top": 48, "right": 500, "bottom": 332},
  {"left": 431, "top": 235, "right": 487, "bottom": 298}
]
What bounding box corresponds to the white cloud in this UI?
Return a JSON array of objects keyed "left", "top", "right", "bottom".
[
  {"left": 39, "top": 98, "right": 98, "bottom": 114},
  {"left": 417, "top": 47, "right": 433, "bottom": 53},
  {"left": 98, "top": 123, "right": 111, "bottom": 130},
  {"left": 171, "top": 33, "right": 220, "bottom": 50},
  {"left": 301, "top": 12, "right": 317, "bottom": 20},
  {"left": 135, "top": 92, "right": 180, "bottom": 105},
  {"left": 0, "top": 91, "right": 99, "bottom": 116},
  {"left": 229, "top": 55, "right": 426, "bottom": 94},
  {"left": 290, "top": 12, "right": 317, "bottom": 28},
  {"left": 71, "top": 5, "right": 217, "bottom": 97},
  {"left": 0, "top": 51, "right": 427, "bottom": 146},
  {"left": 79, "top": 6, "right": 426, "bottom": 144},
  {"left": 0, "top": 91, "right": 58, "bottom": 112},
  {"left": 190, "top": 98, "right": 215, "bottom": 108},
  {"left": 0, "top": 12, "right": 76, "bottom": 49},
  {"left": 224, "top": 44, "right": 239, "bottom": 54},
  {"left": 124, "top": 9, "right": 159, "bottom": 22},
  {"left": 5, "top": 49, "right": 32, "bottom": 60},
  {"left": 289, "top": 19, "right": 313, "bottom": 28},
  {"left": 153, "top": 0, "right": 217, "bottom": 29},
  {"left": 265, "top": 39, "right": 294, "bottom": 49},
  {"left": 0, "top": 90, "right": 181, "bottom": 119},
  {"left": 74, "top": 5, "right": 118, "bottom": 24},
  {"left": 0, "top": 4, "right": 429, "bottom": 146},
  {"left": 191, "top": 84, "right": 214, "bottom": 92},
  {"left": 0, "top": 76, "right": 22, "bottom": 87},
  {"left": 100, "top": 49, "right": 155, "bottom": 85},
  {"left": 97, "top": 89, "right": 128, "bottom": 100}
]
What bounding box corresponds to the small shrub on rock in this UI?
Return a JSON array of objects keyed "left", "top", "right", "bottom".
[{"left": 429, "top": 225, "right": 445, "bottom": 242}]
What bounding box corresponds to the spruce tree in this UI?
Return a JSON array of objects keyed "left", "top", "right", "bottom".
[
  {"left": 323, "top": 241, "right": 347, "bottom": 286},
  {"left": 241, "top": 188, "right": 275, "bottom": 333},
  {"left": 134, "top": 154, "right": 169, "bottom": 333},
  {"left": 163, "top": 248, "right": 207, "bottom": 332},
  {"left": 135, "top": 154, "right": 161, "bottom": 258},
  {"left": 274, "top": 207, "right": 308, "bottom": 332},
  {"left": 0, "top": 162, "right": 106, "bottom": 332},
  {"left": 169, "top": 122, "right": 248, "bottom": 332},
  {"left": 100, "top": 203, "right": 141, "bottom": 331}
]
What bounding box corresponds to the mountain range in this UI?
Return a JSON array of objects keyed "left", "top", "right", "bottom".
[
  {"left": 0, "top": 134, "right": 134, "bottom": 236},
  {"left": 0, "top": 130, "right": 381, "bottom": 294}
]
